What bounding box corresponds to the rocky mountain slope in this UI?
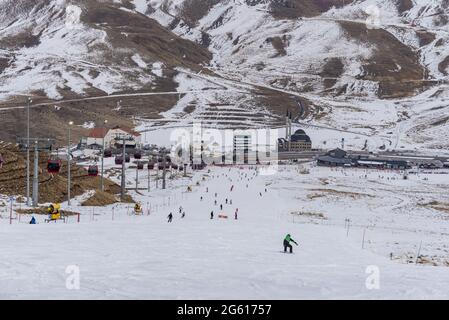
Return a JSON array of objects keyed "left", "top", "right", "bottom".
[{"left": 0, "top": 0, "right": 448, "bottom": 152}]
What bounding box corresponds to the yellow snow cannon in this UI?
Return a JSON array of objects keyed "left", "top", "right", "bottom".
[
  {"left": 47, "top": 203, "right": 61, "bottom": 221},
  {"left": 134, "top": 203, "right": 142, "bottom": 215}
]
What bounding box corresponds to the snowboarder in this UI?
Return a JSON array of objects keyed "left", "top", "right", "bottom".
[
  {"left": 210, "top": 211, "right": 214, "bottom": 219},
  {"left": 283, "top": 234, "right": 298, "bottom": 253},
  {"left": 29, "top": 216, "right": 36, "bottom": 224},
  {"left": 167, "top": 212, "right": 173, "bottom": 223}
]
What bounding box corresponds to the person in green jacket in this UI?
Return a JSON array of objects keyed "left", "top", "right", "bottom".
[{"left": 283, "top": 234, "right": 298, "bottom": 253}]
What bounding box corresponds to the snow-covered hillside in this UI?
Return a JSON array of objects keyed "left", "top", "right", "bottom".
[
  {"left": 2, "top": 164, "right": 449, "bottom": 299},
  {"left": 0, "top": 0, "right": 448, "bottom": 153},
  {"left": 0, "top": 0, "right": 211, "bottom": 101}
]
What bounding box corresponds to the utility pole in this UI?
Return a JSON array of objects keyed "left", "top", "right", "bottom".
[
  {"left": 120, "top": 135, "right": 126, "bottom": 201},
  {"left": 162, "top": 156, "right": 167, "bottom": 190},
  {"left": 100, "top": 119, "right": 108, "bottom": 192},
  {"left": 26, "top": 97, "right": 32, "bottom": 206},
  {"left": 32, "top": 142, "right": 39, "bottom": 207},
  {"left": 67, "top": 121, "right": 73, "bottom": 206},
  {"left": 135, "top": 163, "right": 139, "bottom": 192},
  {"left": 147, "top": 164, "right": 150, "bottom": 192}
]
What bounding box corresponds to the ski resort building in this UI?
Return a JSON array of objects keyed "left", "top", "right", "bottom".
[
  {"left": 278, "top": 110, "right": 312, "bottom": 152},
  {"left": 84, "top": 126, "right": 141, "bottom": 150}
]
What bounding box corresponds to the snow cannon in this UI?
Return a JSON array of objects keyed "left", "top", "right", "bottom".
[
  {"left": 134, "top": 203, "right": 142, "bottom": 215},
  {"left": 47, "top": 203, "right": 61, "bottom": 221}
]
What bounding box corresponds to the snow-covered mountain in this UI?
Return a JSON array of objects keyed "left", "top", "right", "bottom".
[{"left": 0, "top": 0, "right": 448, "bottom": 152}]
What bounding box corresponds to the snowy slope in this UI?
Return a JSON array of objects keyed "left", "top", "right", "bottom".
[{"left": 2, "top": 164, "right": 449, "bottom": 299}]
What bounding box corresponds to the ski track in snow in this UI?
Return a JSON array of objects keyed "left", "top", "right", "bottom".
[{"left": 1, "top": 163, "right": 449, "bottom": 299}]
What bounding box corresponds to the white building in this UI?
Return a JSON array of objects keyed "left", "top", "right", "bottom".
[{"left": 85, "top": 126, "right": 141, "bottom": 150}]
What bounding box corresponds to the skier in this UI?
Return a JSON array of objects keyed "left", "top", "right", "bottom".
[
  {"left": 210, "top": 211, "right": 214, "bottom": 219},
  {"left": 215, "top": 193, "right": 217, "bottom": 197},
  {"left": 181, "top": 212, "right": 185, "bottom": 219},
  {"left": 234, "top": 208, "right": 238, "bottom": 220},
  {"left": 225, "top": 198, "right": 228, "bottom": 204},
  {"left": 220, "top": 204, "right": 223, "bottom": 210},
  {"left": 167, "top": 212, "right": 173, "bottom": 223},
  {"left": 283, "top": 234, "right": 298, "bottom": 253},
  {"left": 179, "top": 206, "right": 183, "bottom": 214},
  {"left": 230, "top": 185, "right": 234, "bottom": 192},
  {"left": 230, "top": 199, "right": 232, "bottom": 205},
  {"left": 200, "top": 196, "right": 203, "bottom": 201},
  {"left": 29, "top": 216, "right": 36, "bottom": 224},
  {"left": 214, "top": 199, "right": 217, "bottom": 205}
]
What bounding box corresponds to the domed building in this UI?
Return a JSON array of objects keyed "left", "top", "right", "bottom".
[{"left": 289, "top": 129, "right": 312, "bottom": 151}]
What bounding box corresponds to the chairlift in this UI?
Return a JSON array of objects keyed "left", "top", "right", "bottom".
[
  {"left": 103, "top": 149, "right": 112, "bottom": 158},
  {"left": 115, "top": 156, "right": 123, "bottom": 165},
  {"left": 47, "top": 159, "right": 61, "bottom": 174},
  {"left": 137, "top": 162, "right": 144, "bottom": 170},
  {"left": 88, "top": 165, "right": 99, "bottom": 177},
  {"left": 134, "top": 151, "right": 142, "bottom": 159},
  {"left": 147, "top": 162, "right": 155, "bottom": 170}
]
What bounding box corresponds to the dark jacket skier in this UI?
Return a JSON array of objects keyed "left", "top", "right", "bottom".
[
  {"left": 29, "top": 216, "right": 36, "bottom": 224},
  {"left": 167, "top": 212, "right": 173, "bottom": 223},
  {"left": 283, "top": 234, "right": 298, "bottom": 253}
]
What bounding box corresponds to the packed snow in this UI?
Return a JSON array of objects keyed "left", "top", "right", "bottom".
[{"left": 1, "top": 160, "right": 449, "bottom": 299}]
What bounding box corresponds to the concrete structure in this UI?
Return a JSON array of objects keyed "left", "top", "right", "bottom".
[
  {"left": 278, "top": 110, "right": 312, "bottom": 152},
  {"left": 233, "top": 134, "right": 251, "bottom": 164},
  {"left": 85, "top": 126, "right": 141, "bottom": 150}
]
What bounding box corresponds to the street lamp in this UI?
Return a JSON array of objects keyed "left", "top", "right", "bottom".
[
  {"left": 101, "top": 119, "right": 108, "bottom": 191},
  {"left": 26, "top": 97, "right": 32, "bottom": 206},
  {"left": 67, "top": 121, "right": 73, "bottom": 206}
]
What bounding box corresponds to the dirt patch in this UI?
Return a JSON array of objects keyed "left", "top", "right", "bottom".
[
  {"left": 419, "top": 201, "right": 449, "bottom": 213},
  {"left": 16, "top": 207, "right": 80, "bottom": 216},
  {"left": 320, "top": 57, "right": 344, "bottom": 89},
  {"left": 81, "top": 190, "right": 119, "bottom": 206},
  {"left": 0, "top": 143, "right": 122, "bottom": 203},
  {"left": 395, "top": 0, "right": 413, "bottom": 13},
  {"left": 438, "top": 56, "right": 449, "bottom": 75},
  {"left": 308, "top": 188, "right": 374, "bottom": 199},
  {"left": 266, "top": 36, "right": 287, "bottom": 57},
  {"left": 291, "top": 210, "right": 327, "bottom": 219},
  {"left": 269, "top": 0, "right": 353, "bottom": 19},
  {"left": 339, "top": 21, "right": 427, "bottom": 98}
]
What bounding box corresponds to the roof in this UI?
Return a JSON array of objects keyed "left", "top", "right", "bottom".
[
  {"left": 87, "top": 127, "right": 109, "bottom": 138},
  {"left": 293, "top": 129, "right": 306, "bottom": 135},
  {"left": 317, "top": 156, "right": 352, "bottom": 164},
  {"left": 111, "top": 126, "right": 141, "bottom": 137},
  {"left": 291, "top": 133, "right": 311, "bottom": 142}
]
